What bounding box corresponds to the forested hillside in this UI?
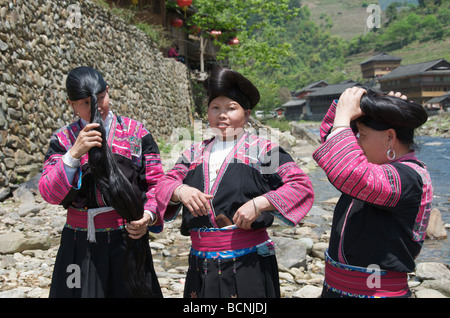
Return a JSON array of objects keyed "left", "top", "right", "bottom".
[
  {"left": 239, "top": 0, "right": 450, "bottom": 111},
  {"left": 97, "top": 0, "right": 450, "bottom": 111}
]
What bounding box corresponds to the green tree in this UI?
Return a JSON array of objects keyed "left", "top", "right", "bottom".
[
  {"left": 385, "top": 3, "right": 398, "bottom": 26},
  {"left": 185, "top": 0, "right": 300, "bottom": 70}
]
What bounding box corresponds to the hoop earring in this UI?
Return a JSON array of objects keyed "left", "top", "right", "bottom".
[
  {"left": 245, "top": 121, "right": 252, "bottom": 130},
  {"left": 72, "top": 112, "right": 80, "bottom": 122},
  {"left": 387, "top": 149, "right": 396, "bottom": 161}
]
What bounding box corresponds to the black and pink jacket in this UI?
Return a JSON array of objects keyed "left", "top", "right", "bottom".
[
  {"left": 39, "top": 116, "right": 164, "bottom": 233},
  {"left": 313, "top": 100, "right": 433, "bottom": 272}
]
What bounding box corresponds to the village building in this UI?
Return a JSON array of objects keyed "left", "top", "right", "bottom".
[
  {"left": 304, "top": 80, "right": 361, "bottom": 121},
  {"left": 281, "top": 56, "right": 450, "bottom": 122},
  {"left": 378, "top": 58, "right": 450, "bottom": 105},
  {"left": 425, "top": 91, "right": 450, "bottom": 111},
  {"left": 280, "top": 98, "right": 307, "bottom": 121},
  {"left": 293, "top": 80, "right": 329, "bottom": 99},
  {"left": 360, "top": 52, "right": 402, "bottom": 80},
  {"left": 280, "top": 80, "right": 328, "bottom": 120}
]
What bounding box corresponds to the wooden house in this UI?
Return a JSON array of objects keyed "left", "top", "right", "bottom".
[
  {"left": 425, "top": 91, "right": 450, "bottom": 111},
  {"left": 293, "top": 80, "right": 329, "bottom": 99},
  {"left": 281, "top": 98, "right": 307, "bottom": 120},
  {"left": 281, "top": 81, "right": 328, "bottom": 120},
  {"left": 360, "top": 52, "right": 402, "bottom": 80},
  {"left": 378, "top": 59, "right": 450, "bottom": 105},
  {"left": 305, "top": 80, "right": 361, "bottom": 120}
]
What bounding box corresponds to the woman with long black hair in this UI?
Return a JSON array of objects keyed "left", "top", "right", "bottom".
[{"left": 39, "top": 66, "right": 164, "bottom": 297}]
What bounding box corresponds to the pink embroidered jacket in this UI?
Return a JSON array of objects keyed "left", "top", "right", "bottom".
[
  {"left": 39, "top": 116, "right": 164, "bottom": 232},
  {"left": 313, "top": 100, "right": 433, "bottom": 272},
  {"left": 155, "top": 132, "right": 314, "bottom": 235}
]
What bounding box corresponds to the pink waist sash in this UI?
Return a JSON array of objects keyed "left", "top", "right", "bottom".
[
  {"left": 324, "top": 251, "right": 409, "bottom": 298},
  {"left": 190, "top": 227, "right": 270, "bottom": 252},
  {"left": 66, "top": 207, "right": 125, "bottom": 230}
]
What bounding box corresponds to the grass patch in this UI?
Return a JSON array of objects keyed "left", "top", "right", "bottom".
[{"left": 262, "top": 119, "right": 291, "bottom": 132}]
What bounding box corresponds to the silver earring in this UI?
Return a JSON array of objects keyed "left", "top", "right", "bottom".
[
  {"left": 245, "top": 121, "right": 252, "bottom": 131},
  {"left": 387, "top": 149, "right": 396, "bottom": 160}
]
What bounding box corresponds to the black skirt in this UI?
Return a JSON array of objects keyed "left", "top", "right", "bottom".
[
  {"left": 184, "top": 251, "right": 280, "bottom": 298},
  {"left": 49, "top": 227, "right": 162, "bottom": 298}
]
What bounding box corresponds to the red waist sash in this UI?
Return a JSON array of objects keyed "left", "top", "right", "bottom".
[
  {"left": 190, "top": 227, "right": 270, "bottom": 252},
  {"left": 324, "top": 251, "right": 409, "bottom": 298},
  {"left": 66, "top": 207, "right": 125, "bottom": 230}
]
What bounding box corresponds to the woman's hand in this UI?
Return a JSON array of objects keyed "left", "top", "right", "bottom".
[
  {"left": 388, "top": 91, "right": 408, "bottom": 100},
  {"left": 334, "top": 87, "right": 367, "bottom": 126},
  {"left": 69, "top": 123, "right": 103, "bottom": 159},
  {"left": 126, "top": 213, "right": 151, "bottom": 239},
  {"left": 176, "top": 185, "right": 213, "bottom": 217},
  {"left": 233, "top": 196, "right": 273, "bottom": 229}
]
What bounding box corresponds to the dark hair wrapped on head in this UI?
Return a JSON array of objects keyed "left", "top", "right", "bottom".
[
  {"left": 66, "top": 66, "right": 154, "bottom": 297},
  {"left": 353, "top": 88, "right": 428, "bottom": 146},
  {"left": 203, "top": 67, "right": 260, "bottom": 109}
]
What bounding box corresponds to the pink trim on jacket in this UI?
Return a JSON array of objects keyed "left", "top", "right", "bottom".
[
  {"left": 156, "top": 133, "right": 314, "bottom": 228},
  {"left": 39, "top": 154, "right": 75, "bottom": 205},
  {"left": 313, "top": 101, "right": 433, "bottom": 242},
  {"left": 313, "top": 128, "right": 402, "bottom": 207},
  {"left": 262, "top": 161, "right": 314, "bottom": 225}
]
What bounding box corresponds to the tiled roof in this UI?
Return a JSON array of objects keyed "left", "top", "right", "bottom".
[
  {"left": 360, "top": 52, "right": 402, "bottom": 65},
  {"left": 307, "top": 80, "right": 361, "bottom": 97},
  {"left": 379, "top": 59, "right": 450, "bottom": 80}
]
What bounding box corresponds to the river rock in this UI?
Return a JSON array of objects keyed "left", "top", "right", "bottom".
[
  {"left": 0, "top": 187, "right": 10, "bottom": 201},
  {"left": 0, "top": 289, "right": 27, "bottom": 298},
  {"left": 290, "top": 122, "right": 321, "bottom": 145},
  {"left": 311, "top": 242, "right": 328, "bottom": 260},
  {"left": 292, "top": 285, "right": 322, "bottom": 298},
  {"left": 18, "top": 202, "right": 44, "bottom": 217},
  {"left": 13, "top": 187, "right": 35, "bottom": 205},
  {"left": 272, "top": 236, "right": 307, "bottom": 269},
  {"left": 414, "top": 289, "right": 447, "bottom": 298},
  {"left": 425, "top": 208, "right": 448, "bottom": 239},
  {"left": 415, "top": 262, "right": 450, "bottom": 281},
  {"left": 418, "top": 279, "right": 450, "bottom": 297},
  {"left": 0, "top": 232, "right": 51, "bottom": 254}
]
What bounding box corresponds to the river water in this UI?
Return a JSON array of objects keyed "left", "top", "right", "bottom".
[{"left": 306, "top": 135, "right": 449, "bottom": 265}]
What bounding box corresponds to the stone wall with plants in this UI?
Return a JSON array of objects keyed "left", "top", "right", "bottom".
[{"left": 0, "top": 0, "right": 193, "bottom": 185}]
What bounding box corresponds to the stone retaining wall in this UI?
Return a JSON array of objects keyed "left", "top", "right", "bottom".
[{"left": 0, "top": 0, "right": 193, "bottom": 186}]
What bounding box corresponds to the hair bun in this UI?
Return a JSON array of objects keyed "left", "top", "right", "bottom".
[
  {"left": 203, "top": 67, "right": 260, "bottom": 109},
  {"left": 360, "top": 89, "right": 428, "bottom": 130}
]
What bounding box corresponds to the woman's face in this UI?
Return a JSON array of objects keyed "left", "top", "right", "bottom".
[
  {"left": 70, "top": 87, "right": 110, "bottom": 122},
  {"left": 356, "top": 122, "right": 394, "bottom": 165},
  {"left": 208, "top": 96, "right": 251, "bottom": 139}
]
